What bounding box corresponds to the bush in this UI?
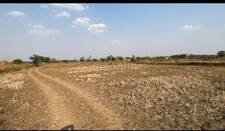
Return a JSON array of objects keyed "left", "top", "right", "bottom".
[
  {"left": 170, "top": 54, "right": 187, "bottom": 59},
  {"left": 42, "top": 57, "right": 50, "bottom": 63},
  {"left": 71, "top": 59, "right": 77, "bottom": 62},
  {"left": 217, "top": 51, "right": 225, "bottom": 57},
  {"left": 116, "top": 56, "right": 124, "bottom": 61},
  {"left": 50, "top": 58, "right": 57, "bottom": 63},
  {"left": 29, "top": 54, "right": 42, "bottom": 66},
  {"left": 86, "top": 56, "right": 92, "bottom": 62},
  {"left": 92, "top": 58, "right": 98, "bottom": 62},
  {"left": 61, "top": 60, "right": 69, "bottom": 63},
  {"left": 100, "top": 58, "right": 106, "bottom": 62},
  {"left": 106, "top": 55, "right": 116, "bottom": 61},
  {"left": 130, "top": 55, "right": 136, "bottom": 62},
  {"left": 80, "top": 57, "right": 86, "bottom": 62},
  {"left": 29, "top": 54, "right": 51, "bottom": 66},
  {"left": 12, "top": 59, "right": 23, "bottom": 64}
]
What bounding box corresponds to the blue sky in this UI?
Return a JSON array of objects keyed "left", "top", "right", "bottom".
[{"left": 0, "top": 4, "right": 225, "bottom": 61}]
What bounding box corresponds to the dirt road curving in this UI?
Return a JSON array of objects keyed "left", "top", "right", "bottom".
[
  {"left": 2, "top": 64, "right": 225, "bottom": 130},
  {"left": 27, "top": 67, "right": 125, "bottom": 130}
]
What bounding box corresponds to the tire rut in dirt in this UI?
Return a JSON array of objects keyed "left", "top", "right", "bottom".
[
  {"left": 28, "top": 70, "right": 78, "bottom": 129},
  {"left": 36, "top": 68, "right": 126, "bottom": 129},
  {"left": 29, "top": 69, "right": 122, "bottom": 129}
]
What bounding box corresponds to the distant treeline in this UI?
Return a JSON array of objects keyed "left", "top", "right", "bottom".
[{"left": 9, "top": 50, "right": 225, "bottom": 66}]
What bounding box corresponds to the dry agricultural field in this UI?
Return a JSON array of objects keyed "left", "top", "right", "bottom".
[{"left": 0, "top": 62, "right": 225, "bottom": 129}]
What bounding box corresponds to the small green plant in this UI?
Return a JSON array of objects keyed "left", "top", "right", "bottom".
[{"left": 12, "top": 59, "right": 23, "bottom": 64}]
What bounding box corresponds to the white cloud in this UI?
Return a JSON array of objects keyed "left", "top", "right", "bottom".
[
  {"left": 88, "top": 23, "right": 106, "bottom": 33},
  {"left": 56, "top": 11, "right": 71, "bottom": 18},
  {"left": 72, "top": 17, "right": 91, "bottom": 28},
  {"left": 40, "top": 5, "right": 48, "bottom": 8},
  {"left": 33, "top": 25, "right": 46, "bottom": 29},
  {"left": 180, "top": 25, "right": 203, "bottom": 32},
  {"left": 112, "top": 39, "right": 120, "bottom": 43},
  {"left": 50, "top": 4, "right": 88, "bottom": 11},
  {"left": 71, "top": 17, "right": 107, "bottom": 34},
  {"left": 8, "top": 10, "right": 26, "bottom": 17},
  {"left": 29, "top": 25, "right": 60, "bottom": 36}
]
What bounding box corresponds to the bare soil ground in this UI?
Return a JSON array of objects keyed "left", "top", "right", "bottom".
[{"left": 0, "top": 62, "right": 225, "bottom": 130}]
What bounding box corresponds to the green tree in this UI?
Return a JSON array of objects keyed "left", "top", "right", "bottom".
[
  {"left": 29, "top": 54, "right": 42, "bottom": 66},
  {"left": 100, "top": 58, "right": 106, "bottom": 62},
  {"left": 61, "top": 60, "right": 69, "bottom": 63},
  {"left": 50, "top": 58, "right": 57, "bottom": 63},
  {"left": 92, "top": 58, "right": 98, "bottom": 62},
  {"left": 12, "top": 59, "right": 23, "bottom": 64},
  {"left": 217, "top": 51, "right": 225, "bottom": 57},
  {"left": 106, "top": 55, "right": 116, "bottom": 61},
  {"left": 42, "top": 57, "right": 50, "bottom": 63},
  {"left": 170, "top": 54, "right": 187, "bottom": 59},
  {"left": 125, "top": 57, "right": 130, "bottom": 59},
  {"left": 116, "top": 56, "right": 124, "bottom": 61},
  {"left": 130, "top": 55, "right": 136, "bottom": 62},
  {"left": 80, "top": 57, "right": 86, "bottom": 62},
  {"left": 86, "top": 56, "right": 92, "bottom": 62}
]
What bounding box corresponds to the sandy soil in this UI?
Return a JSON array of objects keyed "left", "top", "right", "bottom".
[{"left": 0, "top": 63, "right": 225, "bottom": 130}]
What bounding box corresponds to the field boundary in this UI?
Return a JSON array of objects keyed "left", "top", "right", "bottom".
[{"left": 135, "top": 61, "right": 225, "bottom": 66}]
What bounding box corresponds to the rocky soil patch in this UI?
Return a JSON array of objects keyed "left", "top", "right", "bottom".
[
  {"left": 0, "top": 72, "right": 49, "bottom": 130},
  {"left": 0, "top": 73, "right": 28, "bottom": 90},
  {"left": 41, "top": 63, "right": 225, "bottom": 129}
]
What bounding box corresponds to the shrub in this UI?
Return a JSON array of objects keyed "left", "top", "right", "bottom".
[
  {"left": 170, "top": 54, "right": 187, "bottom": 59},
  {"left": 92, "top": 58, "right": 98, "bottom": 62},
  {"left": 106, "top": 55, "right": 116, "bottom": 61},
  {"left": 116, "top": 56, "right": 124, "bottom": 61},
  {"left": 86, "top": 56, "right": 92, "bottom": 62},
  {"left": 12, "top": 59, "right": 23, "bottom": 64},
  {"left": 72, "top": 59, "right": 77, "bottom": 62},
  {"left": 100, "top": 58, "right": 106, "bottom": 62},
  {"left": 61, "top": 60, "right": 69, "bottom": 63},
  {"left": 50, "top": 58, "right": 57, "bottom": 63},
  {"left": 130, "top": 55, "right": 136, "bottom": 62},
  {"left": 42, "top": 57, "right": 50, "bottom": 63},
  {"left": 29, "top": 54, "right": 42, "bottom": 66},
  {"left": 217, "top": 51, "right": 225, "bottom": 57},
  {"left": 80, "top": 57, "right": 86, "bottom": 62}
]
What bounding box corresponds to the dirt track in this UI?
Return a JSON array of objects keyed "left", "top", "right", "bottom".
[
  {"left": 1, "top": 63, "right": 225, "bottom": 130},
  {"left": 27, "top": 68, "right": 125, "bottom": 130}
]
